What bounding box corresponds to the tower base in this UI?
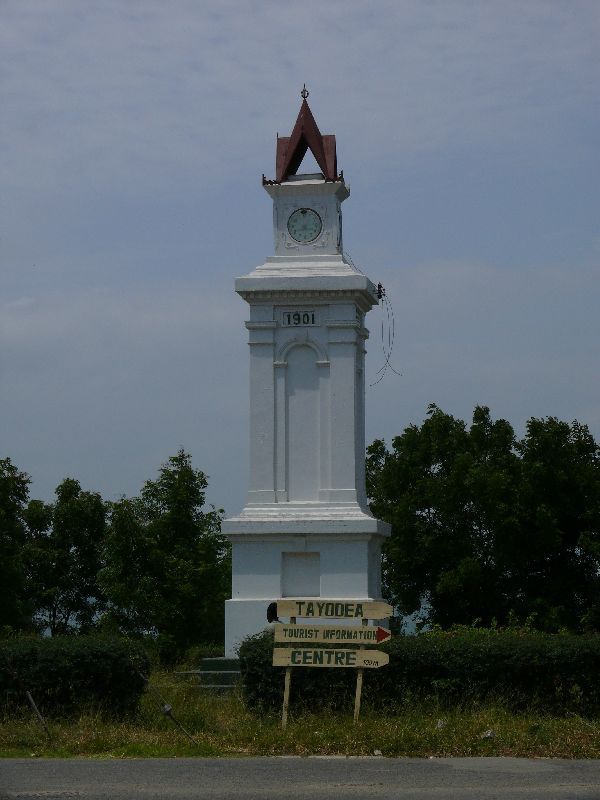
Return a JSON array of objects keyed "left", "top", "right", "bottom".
[{"left": 223, "top": 508, "right": 390, "bottom": 657}]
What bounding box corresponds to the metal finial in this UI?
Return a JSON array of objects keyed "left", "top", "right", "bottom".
[{"left": 301, "top": 84, "right": 309, "bottom": 100}]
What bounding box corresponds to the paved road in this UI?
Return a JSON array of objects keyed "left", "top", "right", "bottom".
[{"left": 1, "top": 757, "right": 600, "bottom": 799}]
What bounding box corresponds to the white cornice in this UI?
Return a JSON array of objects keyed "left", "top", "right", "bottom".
[
  {"left": 223, "top": 503, "right": 391, "bottom": 537},
  {"left": 264, "top": 179, "right": 349, "bottom": 203}
]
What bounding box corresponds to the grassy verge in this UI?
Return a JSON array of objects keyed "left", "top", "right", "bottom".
[{"left": 1, "top": 671, "right": 599, "bottom": 759}]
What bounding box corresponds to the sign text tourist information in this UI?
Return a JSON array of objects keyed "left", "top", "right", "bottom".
[
  {"left": 274, "top": 623, "right": 391, "bottom": 645},
  {"left": 276, "top": 599, "right": 393, "bottom": 619},
  {"left": 273, "top": 647, "right": 389, "bottom": 668}
]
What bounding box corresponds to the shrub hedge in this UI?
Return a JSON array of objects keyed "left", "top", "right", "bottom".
[
  {"left": 238, "top": 627, "right": 600, "bottom": 715},
  {"left": 0, "top": 636, "right": 150, "bottom": 717}
]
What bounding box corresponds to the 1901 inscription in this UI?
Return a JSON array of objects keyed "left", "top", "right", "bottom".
[{"left": 282, "top": 310, "right": 317, "bottom": 327}]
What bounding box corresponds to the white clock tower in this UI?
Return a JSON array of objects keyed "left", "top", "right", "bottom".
[{"left": 223, "top": 90, "right": 390, "bottom": 657}]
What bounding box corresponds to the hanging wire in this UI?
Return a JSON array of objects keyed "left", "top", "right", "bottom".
[
  {"left": 344, "top": 251, "right": 402, "bottom": 387},
  {"left": 343, "top": 249, "right": 366, "bottom": 276},
  {"left": 369, "top": 282, "right": 403, "bottom": 387}
]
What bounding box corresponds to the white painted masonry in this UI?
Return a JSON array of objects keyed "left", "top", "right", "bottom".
[{"left": 223, "top": 168, "right": 390, "bottom": 657}]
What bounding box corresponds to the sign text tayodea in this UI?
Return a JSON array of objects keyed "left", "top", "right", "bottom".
[{"left": 276, "top": 599, "right": 393, "bottom": 619}]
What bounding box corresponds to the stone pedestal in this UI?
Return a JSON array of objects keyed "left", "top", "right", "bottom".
[{"left": 224, "top": 507, "right": 389, "bottom": 655}]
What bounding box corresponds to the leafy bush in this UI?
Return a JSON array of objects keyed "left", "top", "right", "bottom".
[
  {"left": 239, "top": 629, "right": 355, "bottom": 713},
  {"left": 0, "top": 636, "right": 150, "bottom": 717},
  {"left": 239, "top": 627, "right": 600, "bottom": 715}
]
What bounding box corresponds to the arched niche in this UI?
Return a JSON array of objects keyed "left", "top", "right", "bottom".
[{"left": 285, "top": 344, "right": 320, "bottom": 502}]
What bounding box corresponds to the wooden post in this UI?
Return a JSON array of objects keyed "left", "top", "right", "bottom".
[
  {"left": 281, "top": 615, "right": 296, "bottom": 729},
  {"left": 353, "top": 618, "right": 368, "bottom": 723},
  {"left": 282, "top": 667, "right": 292, "bottom": 729}
]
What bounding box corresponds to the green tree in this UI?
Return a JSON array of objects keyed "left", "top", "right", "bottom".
[
  {"left": 516, "top": 416, "right": 600, "bottom": 630},
  {"left": 366, "top": 405, "right": 600, "bottom": 632},
  {"left": 0, "top": 458, "right": 31, "bottom": 632},
  {"left": 23, "top": 478, "right": 107, "bottom": 635},
  {"left": 100, "top": 450, "right": 229, "bottom": 661}
]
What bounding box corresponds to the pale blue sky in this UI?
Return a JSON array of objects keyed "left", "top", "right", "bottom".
[{"left": 2, "top": 1, "right": 599, "bottom": 512}]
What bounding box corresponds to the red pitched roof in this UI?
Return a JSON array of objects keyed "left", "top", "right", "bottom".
[{"left": 268, "top": 98, "right": 340, "bottom": 183}]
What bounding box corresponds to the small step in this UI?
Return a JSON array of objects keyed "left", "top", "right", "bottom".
[
  {"left": 175, "top": 657, "right": 240, "bottom": 692},
  {"left": 177, "top": 670, "right": 240, "bottom": 675},
  {"left": 196, "top": 684, "right": 237, "bottom": 691}
]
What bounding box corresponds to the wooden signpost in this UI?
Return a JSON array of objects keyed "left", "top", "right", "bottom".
[{"left": 270, "top": 599, "right": 392, "bottom": 728}]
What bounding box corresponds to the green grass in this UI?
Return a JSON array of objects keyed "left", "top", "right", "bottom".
[{"left": 1, "top": 671, "right": 599, "bottom": 759}]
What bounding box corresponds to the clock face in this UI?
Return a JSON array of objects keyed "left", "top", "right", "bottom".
[{"left": 287, "top": 207, "right": 322, "bottom": 243}]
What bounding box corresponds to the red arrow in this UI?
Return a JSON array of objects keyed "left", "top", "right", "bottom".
[{"left": 376, "top": 626, "right": 391, "bottom": 643}]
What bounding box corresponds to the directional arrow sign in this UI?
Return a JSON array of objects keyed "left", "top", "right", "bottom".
[
  {"left": 275, "top": 599, "right": 393, "bottom": 620},
  {"left": 274, "top": 623, "right": 392, "bottom": 645},
  {"left": 273, "top": 647, "right": 389, "bottom": 669}
]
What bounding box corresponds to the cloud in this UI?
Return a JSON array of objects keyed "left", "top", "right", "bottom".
[
  {"left": 366, "top": 256, "right": 600, "bottom": 444},
  {"left": 2, "top": 0, "right": 598, "bottom": 194},
  {"left": 1, "top": 0, "right": 598, "bottom": 514},
  {"left": 2, "top": 283, "right": 247, "bottom": 507}
]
